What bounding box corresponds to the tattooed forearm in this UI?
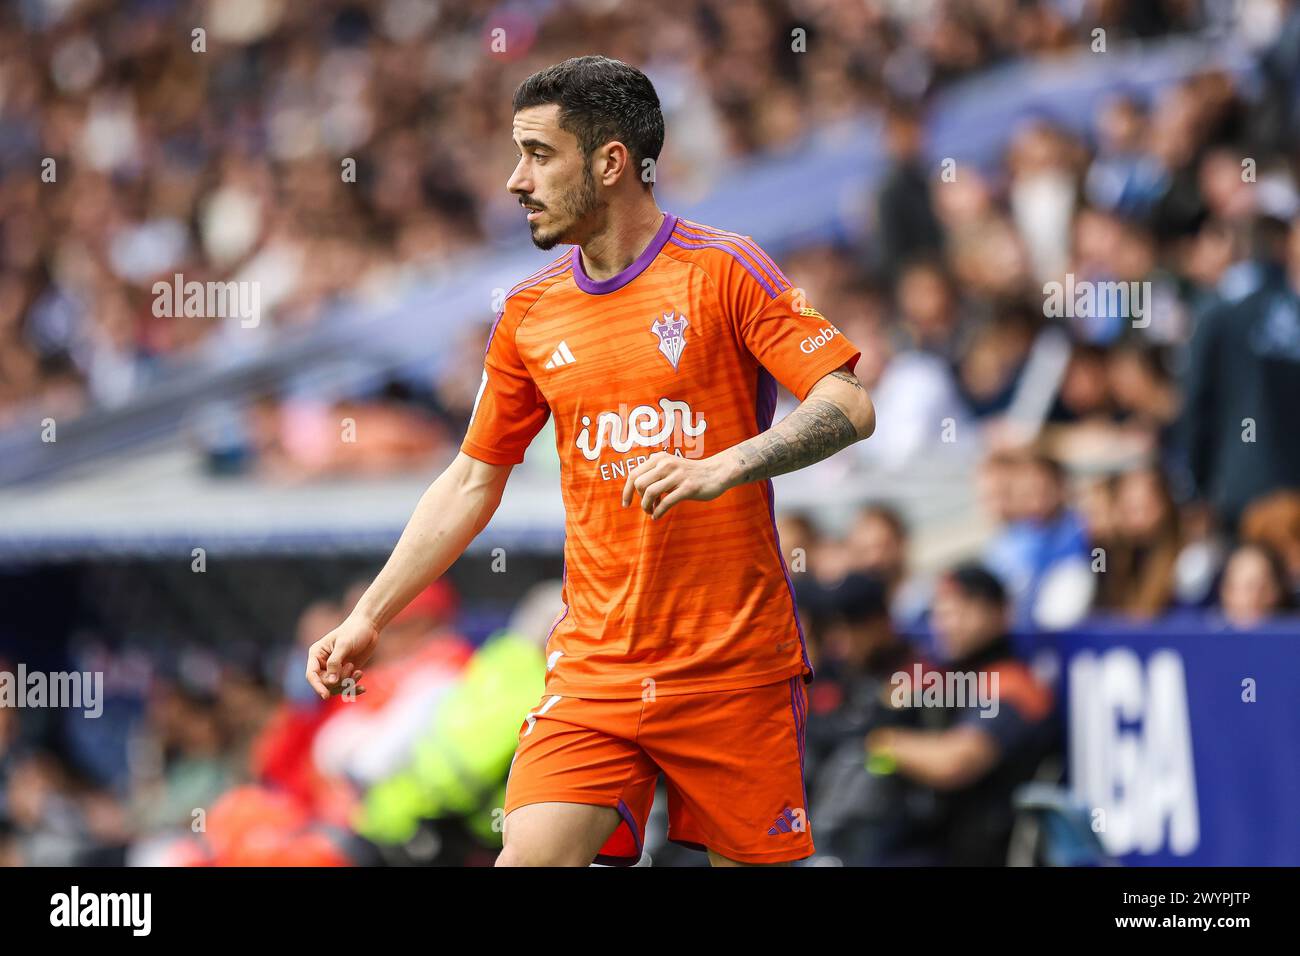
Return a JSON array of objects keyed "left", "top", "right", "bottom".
[{"left": 728, "top": 398, "right": 858, "bottom": 485}]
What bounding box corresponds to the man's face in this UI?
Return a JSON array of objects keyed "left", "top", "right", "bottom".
[
  {"left": 931, "top": 578, "right": 1004, "bottom": 660},
  {"left": 1014, "top": 462, "right": 1064, "bottom": 524},
  {"left": 825, "top": 615, "right": 894, "bottom": 666},
  {"left": 847, "top": 513, "right": 902, "bottom": 578},
  {"left": 507, "top": 105, "right": 604, "bottom": 250}
]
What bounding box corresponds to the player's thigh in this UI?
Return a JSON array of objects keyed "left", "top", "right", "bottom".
[
  {"left": 498, "top": 801, "right": 622, "bottom": 867},
  {"left": 498, "top": 694, "right": 644, "bottom": 866}
]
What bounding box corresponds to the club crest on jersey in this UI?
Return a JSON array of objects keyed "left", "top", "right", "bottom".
[{"left": 652, "top": 310, "right": 689, "bottom": 371}]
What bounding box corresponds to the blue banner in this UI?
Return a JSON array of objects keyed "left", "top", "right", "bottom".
[{"left": 1020, "top": 618, "right": 1300, "bottom": 866}]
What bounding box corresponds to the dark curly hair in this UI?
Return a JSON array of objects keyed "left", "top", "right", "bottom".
[{"left": 512, "top": 55, "right": 664, "bottom": 190}]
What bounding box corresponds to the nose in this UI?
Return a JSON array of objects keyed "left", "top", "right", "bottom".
[{"left": 506, "top": 157, "right": 531, "bottom": 198}]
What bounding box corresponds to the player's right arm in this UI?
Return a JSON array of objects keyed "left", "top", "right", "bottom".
[
  {"left": 307, "top": 293, "right": 551, "bottom": 700},
  {"left": 305, "top": 452, "right": 512, "bottom": 699}
]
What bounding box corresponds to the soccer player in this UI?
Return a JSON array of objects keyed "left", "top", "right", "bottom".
[{"left": 306, "top": 55, "right": 875, "bottom": 867}]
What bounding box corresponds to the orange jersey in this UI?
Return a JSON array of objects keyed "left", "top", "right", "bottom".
[{"left": 462, "top": 213, "right": 861, "bottom": 697}]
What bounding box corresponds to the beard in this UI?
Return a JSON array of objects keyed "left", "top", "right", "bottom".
[{"left": 528, "top": 164, "right": 603, "bottom": 250}]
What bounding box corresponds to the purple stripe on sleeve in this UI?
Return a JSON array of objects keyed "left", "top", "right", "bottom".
[
  {"left": 506, "top": 260, "right": 572, "bottom": 299},
  {"left": 668, "top": 235, "right": 780, "bottom": 299},
  {"left": 675, "top": 220, "right": 791, "bottom": 292},
  {"left": 484, "top": 308, "right": 506, "bottom": 356},
  {"left": 680, "top": 218, "right": 789, "bottom": 281},
  {"left": 487, "top": 260, "right": 572, "bottom": 355}
]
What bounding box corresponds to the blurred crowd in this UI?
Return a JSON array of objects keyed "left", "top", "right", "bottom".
[
  {"left": 10, "top": 489, "right": 1290, "bottom": 868},
  {"left": 4, "top": 0, "right": 1300, "bottom": 866},
  {"left": 0, "top": 578, "right": 563, "bottom": 867},
  {"left": 774, "top": 53, "right": 1300, "bottom": 634},
  {"left": 0, "top": 0, "right": 1270, "bottom": 435}
]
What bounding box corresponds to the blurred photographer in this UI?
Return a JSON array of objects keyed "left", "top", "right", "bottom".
[{"left": 800, "top": 573, "right": 939, "bottom": 866}]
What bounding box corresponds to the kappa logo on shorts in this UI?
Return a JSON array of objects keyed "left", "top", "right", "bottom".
[{"left": 768, "top": 807, "right": 807, "bottom": 835}]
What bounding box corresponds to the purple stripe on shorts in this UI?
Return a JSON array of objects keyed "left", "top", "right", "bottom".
[
  {"left": 616, "top": 798, "right": 643, "bottom": 856},
  {"left": 789, "top": 677, "right": 809, "bottom": 816}
]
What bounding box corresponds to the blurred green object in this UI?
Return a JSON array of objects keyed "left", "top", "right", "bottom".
[
  {"left": 866, "top": 749, "right": 897, "bottom": 776},
  {"left": 355, "top": 631, "right": 544, "bottom": 845}
]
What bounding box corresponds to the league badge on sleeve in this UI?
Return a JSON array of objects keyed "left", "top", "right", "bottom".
[{"left": 652, "top": 310, "right": 689, "bottom": 371}]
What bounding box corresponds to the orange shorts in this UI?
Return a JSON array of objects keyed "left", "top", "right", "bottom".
[{"left": 503, "top": 676, "right": 813, "bottom": 865}]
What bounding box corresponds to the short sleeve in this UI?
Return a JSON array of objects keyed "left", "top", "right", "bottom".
[
  {"left": 955, "top": 699, "right": 1037, "bottom": 755},
  {"left": 723, "top": 246, "right": 862, "bottom": 400},
  {"left": 954, "top": 662, "right": 1053, "bottom": 755},
  {"left": 460, "top": 310, "right": 550, "bottom": 465}
]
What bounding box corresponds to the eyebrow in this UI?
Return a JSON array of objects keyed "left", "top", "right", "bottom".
[{"left": 515, "top": 137, "right": 555, "bottom": 152}]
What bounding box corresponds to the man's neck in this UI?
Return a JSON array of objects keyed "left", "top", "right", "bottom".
[{"left": 578, "top": 204, "right": 665, "bottom": 281}]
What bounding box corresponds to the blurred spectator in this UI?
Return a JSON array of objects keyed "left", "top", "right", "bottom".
[
  {"left": 129, "top": 684, "right": 234, "bottom": 837},
  {"left": 1181, "top": 219, "right": 1300, "bottom": 531},
  {"left": 844, "top": 307, "right": 974, "bottom": 472},
  {"left": 0, "top": 704, "right": 17, "bottom": 864},
  {"left": 247, "top": 390, "right": 450, "bottom": 481},
  {"left": 1095, "top": 464, "right": 1188, "bottom": 617},
  {"left": 895, "top": 260, "right": 964, "bottom": 360},
  {"left": 866, "top": 564, "right": 1057, "bottom": 866},
  {"left": 956, "top": 305, "right": 1039, "bottom": 420},
  {"left": 872, "top": 100, "right": 943, "bottom": 283},
  {"left": 842, "top": 504, "right": 930, "bottom": 628},
  {"left": 801, "top": 573, "right": 934, "bottom": 865},
  {"left": 1218, "top": 542, "right": 1294, "bottom": 628},
  {"left": 984, "top": 452, "right": 1093, "bottom": 629},
  {"left": 1085, "top": 95, "right": 1167, "bottom": 218},
  {"left": 775, "top": 510, "right": 817, "bottom": 577},
  {"left": 1007, "top": 119, "right": 1083, "bottom": 284},
  {"left": 1239, "top": 488, "right": 1300, "bottom": 603}
]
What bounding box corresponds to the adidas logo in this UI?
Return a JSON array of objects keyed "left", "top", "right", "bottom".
[
  {"left": 767, "top": 807, "right": 806, "bottom": 835},
  {"left": 544, "top": 341, "right": 577, "bottom": 369}
]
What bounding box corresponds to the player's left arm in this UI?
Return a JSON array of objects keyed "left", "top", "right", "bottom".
[{"left": 622, "top": 364, "right": 874, "bottom": 518}]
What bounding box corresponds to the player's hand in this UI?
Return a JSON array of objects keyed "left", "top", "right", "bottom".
[
  {"left": 621, "top": 452, "right": 729, "bottom": 519},
  {"left": 305, "top": 613, "right": 380, "bottom": 701}
]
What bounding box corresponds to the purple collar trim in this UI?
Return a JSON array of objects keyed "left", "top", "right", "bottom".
[{"left": 571, "top": 212, "right": 677, "bottom": 295}]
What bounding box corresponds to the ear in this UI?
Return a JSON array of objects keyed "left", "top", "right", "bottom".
[{"left": 595, "top": 141, "right": 629, "bottom": 186}]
